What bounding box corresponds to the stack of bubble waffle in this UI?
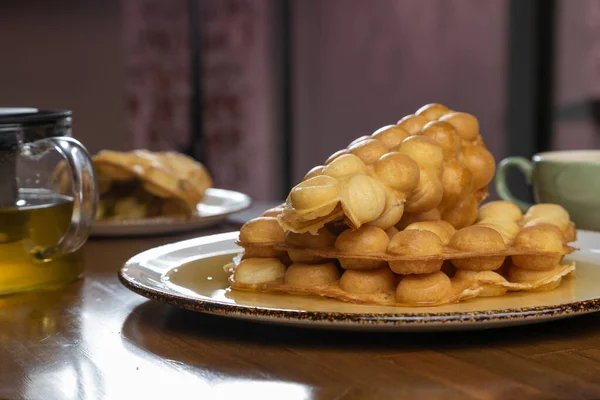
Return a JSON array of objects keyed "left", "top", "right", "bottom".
[
  {"left": 225, "top": 104, "right": 577, "bottom": 306},
  {"left": 279, "top": 103, "right": 496, "bottom": 234},
  {"left": 54, "top": 150, "right": 213, "bottom": 220}
]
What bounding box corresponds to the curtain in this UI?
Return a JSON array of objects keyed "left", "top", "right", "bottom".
[
  {"left": 122, "top": 0, "right": 192, "bottom": 151},
  {"left": 123, "top": 0, "right": 280, "bottom": 201}
]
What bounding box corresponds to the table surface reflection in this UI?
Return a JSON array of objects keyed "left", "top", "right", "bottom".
[{"left": 3, "top": 203, "right": 600, "bottom": 399}]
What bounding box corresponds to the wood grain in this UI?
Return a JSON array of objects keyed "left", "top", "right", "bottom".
[{"left": 2, "top": 203, "right": 600, "bottom": 399}]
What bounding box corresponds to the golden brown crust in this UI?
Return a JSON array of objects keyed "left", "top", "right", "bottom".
[
  {"left": 229, "top": 260, "right": 575, "bottom": 307},
  {"left": 93, "top": 150, "right": 212, "bottom": 211},
  {"left": 278, "top": 104, "right": 496, "bottom": 234},
  {"left": 53, "top": 149, "right": 213, "bottom": 220}
]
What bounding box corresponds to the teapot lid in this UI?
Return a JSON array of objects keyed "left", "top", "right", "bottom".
[
  {"left": 0, "top": 108, "right": 71, "bottom": 126},
  {"left": 0, "top": 109, "right": 73, "bottom": 206}
]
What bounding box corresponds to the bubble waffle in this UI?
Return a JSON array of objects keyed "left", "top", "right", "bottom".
[
  {"left": 279, "top": 104, "right": 495, "bottom": 234},
  {"left": 225, "top": 103, "right": 578, "bottom": 307},
  {"left": 228, "top": 197, "right": 577, "bottom": 307},
  {"left": 54, "top": 150, "right": 213, "bottom": 220}
]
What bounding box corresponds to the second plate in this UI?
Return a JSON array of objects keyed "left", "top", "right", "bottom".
[{"left": 91, "top": 188, "right": 251, "bottom": 237}]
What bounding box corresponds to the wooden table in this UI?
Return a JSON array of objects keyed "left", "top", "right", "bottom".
[{"left": 3, "top": 204, "right": 600, "bottom": 400}]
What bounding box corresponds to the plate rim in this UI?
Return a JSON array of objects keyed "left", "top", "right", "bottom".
[
  {"left": 118, "top": 231, "right": 600, "bottom": 327},
  {"left": 91, "top": 188, "right": 252, "bottom": 236}
]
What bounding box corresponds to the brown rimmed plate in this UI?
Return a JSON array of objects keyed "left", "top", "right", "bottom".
[
  {"left": 91, "top": 188, "right": 251, "bottom": 237},
  {"left": 118, "top": 230, "right": 600, "bottom": 331}
]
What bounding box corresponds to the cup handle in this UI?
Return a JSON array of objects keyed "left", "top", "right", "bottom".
[
  {"left": 495, "top": 156, "right": 533, "bottom": 211},
  {"left": 30, "top": 137, "right": 98, "bottom": 262}
]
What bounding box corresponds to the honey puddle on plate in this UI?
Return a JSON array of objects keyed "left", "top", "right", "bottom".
[{"left": 165, "top": 252, "right": 599, "bottom": 315}]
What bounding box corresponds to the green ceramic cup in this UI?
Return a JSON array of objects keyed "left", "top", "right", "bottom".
[{"left": 496, "top": 150, "right": 600, "bottom": 230}]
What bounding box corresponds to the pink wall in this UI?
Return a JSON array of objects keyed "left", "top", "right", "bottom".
[
  {"left": 292, "top": 0, "right": 509, "bottom": 193},
  {"left": 553, "top": 0, "right": 600, "bottom": 150},
  {"left": 0, "top": 1, "right": 129, "bottom": 154},
  {"left": 555, "top": 0, "right": 600, "bottom": 104}
]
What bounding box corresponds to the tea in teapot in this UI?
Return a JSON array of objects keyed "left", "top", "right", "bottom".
[{"left": 0, "top": 109, "right": 97, "bottom": 295}]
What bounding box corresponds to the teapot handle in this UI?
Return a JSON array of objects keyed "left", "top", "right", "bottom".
[{"left": 32, "top": 137, "right": 97, "bottom": 262}]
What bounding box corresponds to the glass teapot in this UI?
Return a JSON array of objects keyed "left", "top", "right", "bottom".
[{"left": 0, "top": 108, "right": 97, "bottom": 295}]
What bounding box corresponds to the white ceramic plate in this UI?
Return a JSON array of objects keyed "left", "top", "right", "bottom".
[
  {"left": 92, "top": 188, "right": 251, "bottom": 237},
  {"left": 119, "top": 230, "right": 600, "bottom": 331}
]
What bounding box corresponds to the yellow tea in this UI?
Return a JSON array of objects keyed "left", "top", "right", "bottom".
[{"left": 0, "top": 189, "right": 83, "bottom": 295}]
